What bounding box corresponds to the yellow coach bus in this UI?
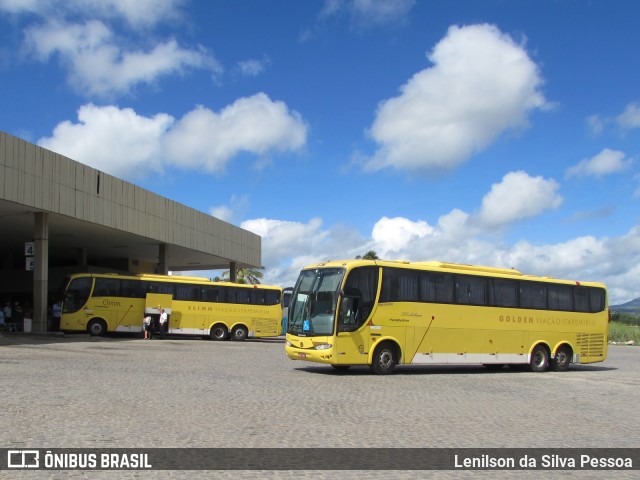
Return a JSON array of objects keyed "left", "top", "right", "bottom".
[
  {"left": 284, "top": 259, "right": 608, "bottom": 374},
  {"left": 61, "top": 273, "right": 283, "bottom": 340}
]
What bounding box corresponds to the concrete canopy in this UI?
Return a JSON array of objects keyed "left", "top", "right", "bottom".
[{"left": 0, "top": 131, "right": 262, "bottom": 331}]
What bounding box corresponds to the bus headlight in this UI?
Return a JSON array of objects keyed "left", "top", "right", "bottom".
[
  {"left": 312, "top": 343, "right": 332, "bottom": 350},
  {"left": 285, "top": 340, "right": 292, "bottom": 347}
]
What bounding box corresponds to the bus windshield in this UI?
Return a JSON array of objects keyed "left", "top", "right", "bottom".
[
  {"left": 62, "top": 276, "right": 93, "bottom": 314},
  {"left": 287, "top": 268, "right": 344, "bottom": 336}
]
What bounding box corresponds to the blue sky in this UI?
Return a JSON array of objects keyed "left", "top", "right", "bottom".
[{"left": 1, "top": 0, "right": 639, "bottom": 304}]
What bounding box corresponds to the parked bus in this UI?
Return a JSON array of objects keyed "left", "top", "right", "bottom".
[
  {"left": 284, "top": 259, "right": 608, "bottom": 374},
  {"left": 61, "top": 273, "right": 283, "bottom": 340},
  {"left": 281, "top": 287, "right": 293, "bottom": 335}
]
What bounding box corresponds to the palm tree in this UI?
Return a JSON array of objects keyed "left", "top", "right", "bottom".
[
  {"left": 356, "top": 250, "right": 379, "bottom": 260},
  {"left": 221, "top": 267, "right": 264, "bottom": 284}
]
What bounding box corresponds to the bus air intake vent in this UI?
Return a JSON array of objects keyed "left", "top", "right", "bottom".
[{"left": 576, "top": 333, "right": 605, "bottom": 357}]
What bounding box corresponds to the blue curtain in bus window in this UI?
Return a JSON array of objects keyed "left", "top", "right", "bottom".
[
  {"left": 202, "top": 287, "right": 221, "bottom": 303},
  {"left": 520, "top": 282, "right": 547, "bottom": 309},
  {"left": 120, "top": 280, "right": 146, "bottom": 298},
  {"left": 175, "top": 285, "right": 200, "bottom": 301},
  {"left": 235, "top": 289, "right": 251, "bottom": 304},
  {"left": 381, "top": 268, "right": 418, "bottom": 302},
  {"left": 574, "top": 287, "right": 590, "bottom": 312},
  {"left": 148, "top": 282, "right": 174, "bottom": 295},
  {"left": 251, "top": 290, "right": 266, "bottom": 305},
  {"left": 93, "top": 278, "right": 121, "bottom": 297},
  {"left": 589, "top": 288, "right": 605, "bottom": 313},
  {"left": 455, "top": 276, "right": 487, "bottom": 305},
  {"left": 420, "top": 273, "right": 454, "bottom": 303},
  {"left": 492, "top": 279, "right": 518, "bottom": 307},
  {"left": 548, "top": 285, "right": 573, "bottom": 311},
  {"left": 264, "top": 290, "right": 280, "bottom": 305}
]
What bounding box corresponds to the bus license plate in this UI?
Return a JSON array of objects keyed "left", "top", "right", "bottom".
[{"left": 298, "top": 353, "right": 307, "bottom": 358}]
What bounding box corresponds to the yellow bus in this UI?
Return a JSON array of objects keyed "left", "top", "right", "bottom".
[
  {"left": 284, "top": 259, "right": 608, "bottom": 374},
  {"left": 60, "top": 273, "right": 283, "bottom": 340}
]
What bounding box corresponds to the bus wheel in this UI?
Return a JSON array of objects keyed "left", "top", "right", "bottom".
[
  {"left": 529, "top": 344, "right": 550, "bottom": 372},
  {"left": 231, "top": 325, "right": 248, "bottom": 341},
  {"left": 87, "top": 319, "right": 107, "bottom": 337},
  {"left": 370, "top": 342, "right": 397, "bottom": 375},
  {"left": 210, "top": 324, "right": 228, "bottom": 341},
  {"left": 552, "top": 345, "right": 572, "bottom": 372}
]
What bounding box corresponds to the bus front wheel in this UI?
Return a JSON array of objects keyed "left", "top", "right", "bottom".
[
  {"left": 87, "top": 319, "right": 107, "bottom": 337},
  {"left": 529, "top": 344, "right": 550, "bottom": 372},
  {"left": 370, "top": 342, "right": 397, "bottom": 375},
  {"left": 210, "top": 324, "right": 228, "bottom": 341},
  {"left": 231, "top": 325, "right": 248, "bottom": 341}
]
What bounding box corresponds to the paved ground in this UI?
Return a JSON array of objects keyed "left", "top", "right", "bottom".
[{"left": 0, "top": 332, "right": 638, "bottom": 479}]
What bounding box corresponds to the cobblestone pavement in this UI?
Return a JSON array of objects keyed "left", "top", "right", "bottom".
[{"left": 1, "top": 333, "right": 638, "bottom": 479}]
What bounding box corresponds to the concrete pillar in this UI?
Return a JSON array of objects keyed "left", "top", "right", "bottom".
[
  {"left": 33, "top": 212, "right": 48, "bottom": 333},
  {"left": 76, "top": 247, "right": 87, "bottom": 267},
  {"left": 230, "top": 262, "right": 237, "bottom": 283},
  {"left": 158, "top": 244, "right": 168, "bottom": 275}
]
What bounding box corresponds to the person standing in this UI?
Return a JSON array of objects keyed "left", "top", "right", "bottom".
[
  {"left": 3, "top": 302, "right": 12, "bottom": 331},
  {"left": 143, "top": 315, "right": 152, "bottom": 339},
  {"left": 51, "top": 300, "right": 62, "bottom": 332},
  {"left": 159, "top": 308, "right": 168, "bottom": 339}
]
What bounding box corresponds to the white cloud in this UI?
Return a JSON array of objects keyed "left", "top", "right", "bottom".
[
  {"left": 38, "top": 96, "right": 308, "bottom": 180},
  {"left": 616, "top": 102, "right": 640, "bottom": 132},
  {"left": 253, "top": 212, "right": 640, "bottom": 305},
  {"left": 319, "top": 0, "right": 415, "bottom": 27},
  {"left": 209, "top": 194, "right": 251, "bottom": 223},
  {"left": 565, "top": 148, "right": 632, "bottom": 178},
  {"left": 586, "top": 114, "right": 605, "bottom": 135},
  {"left": 24, "top": 20, "right": 216, "bottom": 97},
  {"left": 163, "top": 93, "right": 308, "bottom": 173},
  {"left": 0, "top": 0, "right": 185, "bottom": 27},
  {"left": 371, "top": 216, "right": 433, "bottom": 254},
  {"left": 476, "top": 171, "right": 562, "bottom": 227},
  {"left": 364, "top": 24, "right": 548, "bottom": 174},
  {"left": 67, "top": 0, "right": 186, "bottom": 28},
  {"left": 236, "top": 56, "right": 271, "bottom": 77},
  {"left": 38, "top": 104, "right": 173, "bottom": 179}
]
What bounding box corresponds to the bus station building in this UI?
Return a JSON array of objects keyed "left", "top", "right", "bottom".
[{"left": 0, "top": 131, "right": 261, "bottom": 333}]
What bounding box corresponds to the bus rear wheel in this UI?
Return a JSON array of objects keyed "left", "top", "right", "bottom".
[
  {"left": 231, "top": 325, "right": 248, "bottom": 341},
  {"left": 529, "top": 344, "right": 550, "bottom": 372},
  {"left": 370, "top": 342, "right": 397, "bottom": 375},
  {"left": 87, "top": 319, "right": 107, "bottom": 337},
  {"left": 210, "top": 324, "right": 228, "bottom": 341},
  {"left": 552, "top": 345, "right": 572, "bottom": 372}
]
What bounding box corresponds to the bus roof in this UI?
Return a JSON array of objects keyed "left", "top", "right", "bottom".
[
  {"left": 66, "top": 272, "right": 283, "bottom": 290},
  {"left": 300, "top": 259, "right": 606, "bottom": 288}
]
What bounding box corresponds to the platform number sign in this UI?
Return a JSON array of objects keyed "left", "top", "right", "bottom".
[{"left": 25, "top": 242, "right": 35, "bottom": 271}]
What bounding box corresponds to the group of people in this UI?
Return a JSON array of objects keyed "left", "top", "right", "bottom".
[
  {"left": 0, "top": 300, "right": 28, "bottom": 332},
  {"left": 143, "top": 307, "right": 168, "bottom": 340},
  {"left": 0, "top": 299, "right": 61, "bottom": 332}
]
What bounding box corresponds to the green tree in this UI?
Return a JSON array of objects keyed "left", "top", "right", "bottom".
[
  {"left": 356, "top": 250, "right": 379, "bottom": 260},
  {"left": 221, "top": 267, "right": 264, "bottom": 284}
]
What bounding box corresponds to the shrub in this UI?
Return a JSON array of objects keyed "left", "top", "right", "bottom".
[{"left": 609, "top": 321, "right": 640, "bottom": 344}]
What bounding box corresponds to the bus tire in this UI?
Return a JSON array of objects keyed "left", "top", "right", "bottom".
[
  {"left": 552, "top": 345, "right": 572, "bottom": 372},
  {"left": 231, "top": 325, "right": 248, "bottom": 341},
  {"left": 529, "top": 344, "right": 550, "bottom": 372},
  {"left": 210, "top": 324, "right": 228, "bottom": 341},
  {"left": 370, "top": 342, "right": 397, "bottom": 375},
  {"left": 87, "top": 319, "right": 107, "bottom": 337}
]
